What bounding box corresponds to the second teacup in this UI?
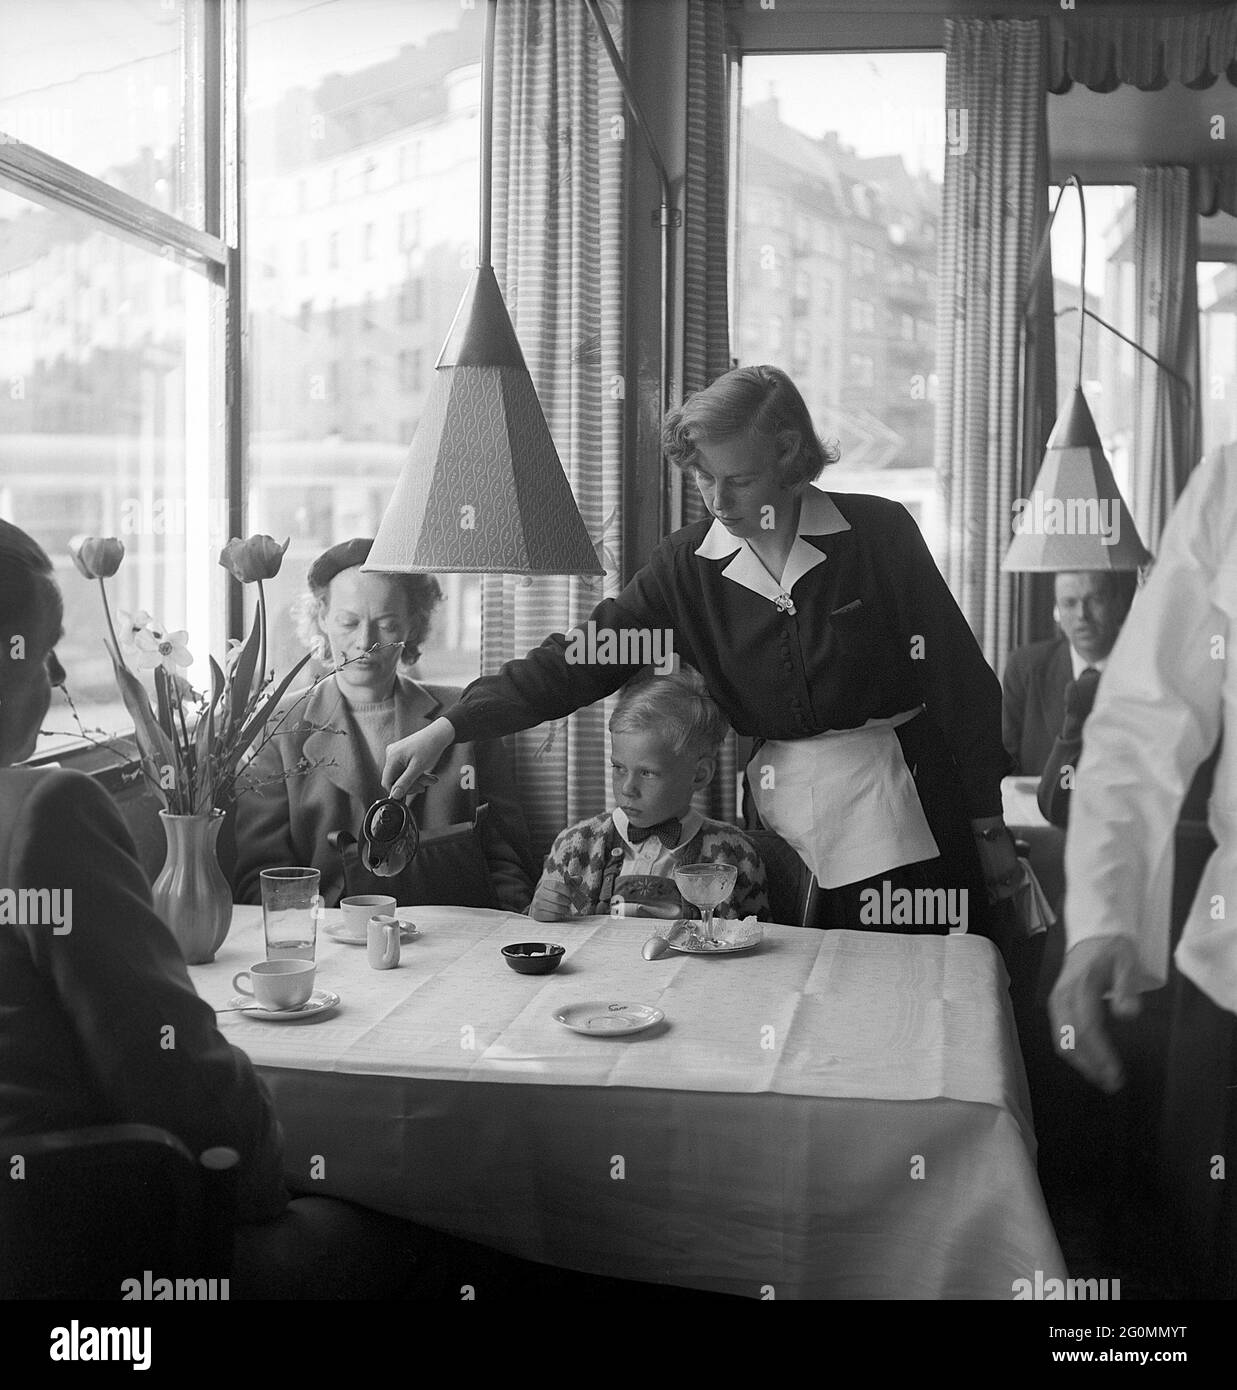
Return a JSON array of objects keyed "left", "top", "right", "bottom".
[
  {"left": 232, "top": 958, "right": 316, "bottom": 1011},
  {"left": 340, "top": 894, "right": 397, "bottom": 939}
]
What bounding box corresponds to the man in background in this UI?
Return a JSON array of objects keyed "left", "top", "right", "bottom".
[{"left": 1002, "top": 570, "right": 1136, "bottom": 778}]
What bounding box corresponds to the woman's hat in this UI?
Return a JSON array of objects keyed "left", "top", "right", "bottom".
[{"left": 307, "top": 537, "right": 373, "bottom": 592}]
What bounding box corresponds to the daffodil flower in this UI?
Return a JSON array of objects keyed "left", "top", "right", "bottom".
[
  {"left": 116, "top": 609, "right": 157, "bottom": 652},
  {"left": 136, "top": 628, "right": 193, "bottom": 675}
]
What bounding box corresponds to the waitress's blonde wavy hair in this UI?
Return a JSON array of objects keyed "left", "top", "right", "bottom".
[{"left": 661, "top": 364, "right": 841, "bottom": 487}]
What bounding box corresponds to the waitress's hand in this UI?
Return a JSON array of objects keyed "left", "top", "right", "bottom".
[
  {"left": 382, "top": 717, "right": 455, "bottom": 799},
  {"left": 971, "top": 817, "right": 1021, "bottom": 903}
]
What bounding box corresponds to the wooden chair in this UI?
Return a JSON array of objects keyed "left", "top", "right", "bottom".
[
  {"left": 329, "top": 803, "right": 500, "bottom": 909},
  {"left": 0, "top": 1124, "right": 238, "bottom": 1299}
]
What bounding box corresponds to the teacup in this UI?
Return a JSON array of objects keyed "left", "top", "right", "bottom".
[
  {"left": 340, "top": 894, "right": 397, "bottom": 940},
  {"left": 232, "top": 959, "right": 316, "bottom": 1011}
]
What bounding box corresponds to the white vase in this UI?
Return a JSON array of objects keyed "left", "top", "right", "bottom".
[{"left": 151, "top": 810, "right": 233, "bottom": 965}]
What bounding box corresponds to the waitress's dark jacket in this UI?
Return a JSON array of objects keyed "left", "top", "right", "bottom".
[{"left": 443, "top": 490, "right": 1008, "bottom": 819}]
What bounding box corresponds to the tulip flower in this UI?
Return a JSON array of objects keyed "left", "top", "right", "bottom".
[
  {"left": 68, "top": 534, "right": 125, "bottom": 661},
  {"left": 68, "top": 535, "right": 125, "bottom": 580},
  {"left": 218, "top": 535, "right": 289, "bottom": 584},
  {"left": 219, "top": 535, "right": 288, "bottom": 700}
]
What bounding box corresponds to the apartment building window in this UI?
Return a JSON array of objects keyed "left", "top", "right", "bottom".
[
  {"left": 399, "top": 207, "right": 421, "bottom": 250},
  {"left": 399, "top": 278, "right": 425, "bottom": 323},
  {"left": 849, "top": 353, "right": 875, "bottom": 387},
  {"left": 733, "top": 51, "right": 944, "bottom": 559}
]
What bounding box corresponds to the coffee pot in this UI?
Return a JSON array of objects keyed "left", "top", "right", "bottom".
[{"left": 359, "top": 797, "right": 420, "bottom": 877}]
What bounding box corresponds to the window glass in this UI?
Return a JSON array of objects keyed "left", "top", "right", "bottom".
[
  {"left": 245, "top": 0, "right": 485, "bottom": 688},
  {"left": 0, "top": 0, "right": 207, "bottom": 227},
  {"left": 735, "top": 53, "right": 945, "bottom": 558},
  {"left": 0, "top": 188, "right": 224, "bottom": 757}
]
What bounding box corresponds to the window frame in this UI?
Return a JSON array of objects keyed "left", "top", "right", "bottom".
[{"left": 0, "top": 0, "right": 245, "bottom": 649}]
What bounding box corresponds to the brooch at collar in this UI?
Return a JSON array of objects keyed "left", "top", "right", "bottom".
[{"left": 773, "top": 592, "right": 797, "bottom": 616}]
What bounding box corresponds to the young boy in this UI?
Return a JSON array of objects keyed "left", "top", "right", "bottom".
[{"left": 530, "top": 669, "right": 769, "bottom": 922}]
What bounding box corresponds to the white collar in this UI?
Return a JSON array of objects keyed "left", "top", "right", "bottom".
[
  {"left": 695, "top": 486, "right": 850, "bottom": 604},
  {"left": 1069, "top": 645, "right": 1106, "bottom": 679},
  {"left": 613, "top": 806, "right": 704, "bottom": 850}
]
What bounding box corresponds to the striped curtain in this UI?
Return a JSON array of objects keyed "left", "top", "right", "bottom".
[
  {"left": 936, "top": 19, "right": 1050, "bottom": 664},
  {"left": 679, "top": 0, "right": 733, "bottom": 532},
  {"left": 1132, "top": 166, "right": 1202, "bottom": 552},
  {"left": 679, "top": 0, "right": 739, "bottom": 822},
  {"left": 482, "top": 0, "right": 627, "bottom": 857}
]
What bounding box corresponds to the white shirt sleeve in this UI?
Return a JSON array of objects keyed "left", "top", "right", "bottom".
[{"left": 1063, "top": 451, "right": 1229, "bottom": 992}]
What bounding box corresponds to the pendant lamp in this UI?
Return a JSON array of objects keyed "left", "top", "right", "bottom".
[
  {"left": 1003, "top": 176, "right": 1155, "bottom": 573},
  {"left": 366, "top": 0, "right": 603, "bottom": 577}
]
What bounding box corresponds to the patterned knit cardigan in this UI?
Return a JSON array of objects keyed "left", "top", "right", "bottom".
[{"left": 534, "top": 811, "right": 770, "bottom": 919}]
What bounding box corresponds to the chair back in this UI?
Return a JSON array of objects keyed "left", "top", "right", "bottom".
[
  {"left": 0, "top": 1124, "right": 237, "bottom": 1299},
  {"left": 743, "top": 829, "right": 820, "bottom": 927}
]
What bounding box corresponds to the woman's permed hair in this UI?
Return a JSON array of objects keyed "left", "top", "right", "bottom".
[
  {"left": 293, "top": 537, "right": 443, "bottom": 666},
  {"left": 609, "top": 667, "right": 729, "bottom": 759},
  {"left": 661, "top": 364, "right": 841, "bottom": 487}
]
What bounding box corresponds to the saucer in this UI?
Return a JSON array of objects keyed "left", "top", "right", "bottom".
[
  {"left": 223, "top": 988, "right": 341, "bottom": 1021},
  {"left": 325, "top": 922, "right": 419, "bottom": 946},
  {"left": 554, "top": 1002, "right": 665, "bottom": 1035},
  {"left": 664, "top": 919, "right": 763, "bottom": 954}
]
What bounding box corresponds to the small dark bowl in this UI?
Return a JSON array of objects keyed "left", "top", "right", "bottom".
[{"left": 502, "top": 942, "right": 566, "bottom": 975}]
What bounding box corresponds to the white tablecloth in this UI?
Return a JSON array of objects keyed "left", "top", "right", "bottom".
[{"left": 192, "top": 906, "right": 1066, "bottom": 1299}]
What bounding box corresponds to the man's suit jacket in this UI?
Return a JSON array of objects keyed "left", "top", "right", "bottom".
[
  {"left": 1002, "top": 637, "right": 1073, "bottom": 776},
  {"left": 231, "top": 675, "right": 535, "bottom": 909},
  {"left": 0, "top": 766, "right": 287, "bottom": 1224}
]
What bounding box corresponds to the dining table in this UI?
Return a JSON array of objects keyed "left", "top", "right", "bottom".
[{"left": 191, "top": 905, "right": 1067, "bottom": 1299}]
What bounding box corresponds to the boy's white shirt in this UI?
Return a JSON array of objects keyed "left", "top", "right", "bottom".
[{"left": 611, "top": 806, "right": 705, "bottom": 880}]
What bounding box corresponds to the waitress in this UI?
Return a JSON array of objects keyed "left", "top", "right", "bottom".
[{"left": 381, "top": 365, "right": 1019, "bottom": 944}]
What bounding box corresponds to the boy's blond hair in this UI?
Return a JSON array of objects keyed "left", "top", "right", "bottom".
[{"left": 609, "top": 667, "right": 728, "bottom": 759}]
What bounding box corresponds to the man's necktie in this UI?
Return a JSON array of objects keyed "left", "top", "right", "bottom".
[{"left": 625, "top": 817, "right": 683, "bottom": 849}]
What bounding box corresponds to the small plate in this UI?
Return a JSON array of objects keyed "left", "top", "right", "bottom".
[
  {"left": 324, "top": 922, "right": 420, "bottom": 946},
  {"left": 223, "top": 988, "right": 341, "bottom": 1021},
  {"left": 554, "top": 1001, "right": 665, "bottom": 1035},
  {"left": 664, "top": 919, "right": 763, "bottom": 954}
]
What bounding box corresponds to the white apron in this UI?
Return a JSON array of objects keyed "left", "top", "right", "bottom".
[{"left": 748, "top": 709, "right": 939, "bottom": 889}]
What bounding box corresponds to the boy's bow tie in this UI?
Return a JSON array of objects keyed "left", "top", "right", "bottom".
[{"left": 625, "top": 817, "right": 682, "bottom": 848}]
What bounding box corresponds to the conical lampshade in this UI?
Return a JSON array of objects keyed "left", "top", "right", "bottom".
[
  {"left": 1001, "top": 389, "right": 1150, "bottom": 572},
  {"left": 365, "top": 268, "right": 603, "bottom": 577}
]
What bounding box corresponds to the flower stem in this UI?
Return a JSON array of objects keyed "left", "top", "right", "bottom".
[
  {"left": 98, "top": 577, "right": 124, "bottom": 667},
  {"left": 257, "top": 579, "right": 268, "bottom": 698}
]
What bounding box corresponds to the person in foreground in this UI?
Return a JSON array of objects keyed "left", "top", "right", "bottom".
[
  {"left": 383, "top": 365, "right": 1020, "bottom": 950},
  {"left": 233, "top": 537, "right": 534, "bottom": 910},
  {"left": 1049, "top": 448, "right": 1236, "bottom": 1097},
  {"left": 530, "top": 669, "right": 768, "bottom": 922},
  {"left": 0, "top": 520, "right": 420, "bottom": 1298}
]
